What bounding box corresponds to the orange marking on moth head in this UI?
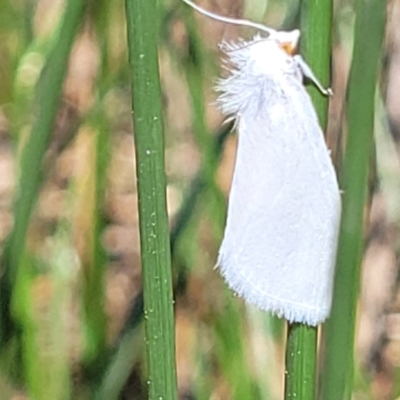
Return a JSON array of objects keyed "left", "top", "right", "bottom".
[
  {"left": 279, "top": 42, "right": 297, "bottom": 56},
  {"left": 276, "top": 29, "right": 300, "bottom": 56}
]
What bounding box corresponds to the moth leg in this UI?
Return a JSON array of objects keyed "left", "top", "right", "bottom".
[{"left": 293, "top": 55, "right": 333, "bottom": 96}]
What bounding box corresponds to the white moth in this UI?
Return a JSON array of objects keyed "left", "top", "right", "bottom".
[{"left": 182, "top": 0, "right": 341, "bottom": 326}]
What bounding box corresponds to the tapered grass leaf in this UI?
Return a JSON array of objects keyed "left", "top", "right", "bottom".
[{"left": 320, "top": 0, "right": 387, "bottom": 398}]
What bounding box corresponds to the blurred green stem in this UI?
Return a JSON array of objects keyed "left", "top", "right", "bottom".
[
  {"left": 6, "top": 0, "right": 85, "bottom": 276},
  {"left": 320, "top": 0, "right": 386, "bottom": 399},
  {"left": 284, "top": 0, "right": 332, "bottom": 399},
  {"left": 124, "top": 1, "right": 178, "bottom": 399},
  {"left": 183, "top": 10, "right": 226, "bottom": 238},
  {"left": 81, "top": 114, "right": 109, "bottom": 378},
  {"left": 1, "top": 0, "right": 86, "bottom": 342},
  {"left": 80, "top": 1, "right": 114, "bottom": 379}
]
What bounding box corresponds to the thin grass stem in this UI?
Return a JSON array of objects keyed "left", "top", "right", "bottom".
[
  {"left": 0, "top": 0, "right": 86, "bottom": 344},
  {"left": 124, "top": 1, "right": 178, "bottom": 399},
  {"left": 320, "top": 0, "right": 387, "bottom": 398},
  {"left": 284, "top": 0, "right": 333, "bottom": 398}
]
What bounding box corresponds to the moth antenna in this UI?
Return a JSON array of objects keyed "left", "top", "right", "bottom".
[{"left": 182, "top": 0, "right": 276, "bottom": 36}]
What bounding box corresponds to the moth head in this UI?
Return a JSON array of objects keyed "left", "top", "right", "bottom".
[{"left": 274, "top": 30, "right": 300, "bottom": 56}]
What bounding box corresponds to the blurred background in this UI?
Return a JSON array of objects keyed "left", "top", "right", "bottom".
[{"left": 0, "top": 0, "right": 399, "bottom": 399}]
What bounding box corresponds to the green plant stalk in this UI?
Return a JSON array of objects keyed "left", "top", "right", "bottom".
[
  {"left": 124, "top": 1, "right": 178, "bottom": 399},
  {"left": 285, "top": 324, "right": 317, "bottom": 399},
  {"left": 81, "top": 1, "right": 118, "bottom": 383},
  {"left": 81, "top": 115, "right": 109, "bottom": 378},
  {"left": 0, "top": 0, "right": 86, "bottom": 342},
  {"left": 284, "top": 1, "right": 332, "bottom": 399},
  {"left": 214, "top": 298, "right": 261, "bottom": 400},
  {"left": 6, "top": 0, "right": 85, "bottom": 277},
  {"left": 300, "top": 0, "right": 332, "bottom": 126},
  {"left": 93, "top": 124, "right": 232, "bottom": 399},
  {"left": 183, "top": 13, "right": 226, "bottom": 238},
  {"left": 320, "top": 0, "right": 386, "bottom": 398},
  {"left": 20, "top": 232, "right": 71, "bottom": 400},
  {"left": 94, "top": 326, "right": 143, "bottom": 400}
]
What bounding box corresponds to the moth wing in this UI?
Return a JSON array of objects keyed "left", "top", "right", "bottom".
[{"left": 217, "top": 78, "right": 341, "bottom": 326}]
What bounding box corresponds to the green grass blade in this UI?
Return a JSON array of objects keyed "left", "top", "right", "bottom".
[
  {"left": 124, "top": 1, "right": 178, "bottom": 399},
  {"left": 94, "top": 326, "right": 143, "bottom": 400},
  {"left": 93, "top": 123, "right": 232, "bottom": 399},
  {"left": 285, "top": 324, "right": 317, "bottom": 399},
  {"left": 80, "top": 116, "right": 109, "bottom": 378},
  {"left": 213, "top": 298, "right": 261, "bottom": 400},
  {"left": 284, "top": 0, "right": 332, "bottom": 398},
  {"left": 5, "top": 0, "right": 86, "bottom": 275},
  {"left": 181, "top": 13, "right": 226, "bottom": 238},
  {"left": 320, "top": 0, "right": 387, "bottom": 399},
  {"left": 300, "top": 0, "right": 332, "bottom": 125},
  {"left": 14, "top": 232, "right": 72, "bottom": 400},
  {"left": 1, "top": 0, "right": 86, "bottom": 343}
]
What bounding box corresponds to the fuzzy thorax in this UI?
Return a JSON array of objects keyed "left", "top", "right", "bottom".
[{"left": 216, "top": 35, "right": 303, "bottom": 118}]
